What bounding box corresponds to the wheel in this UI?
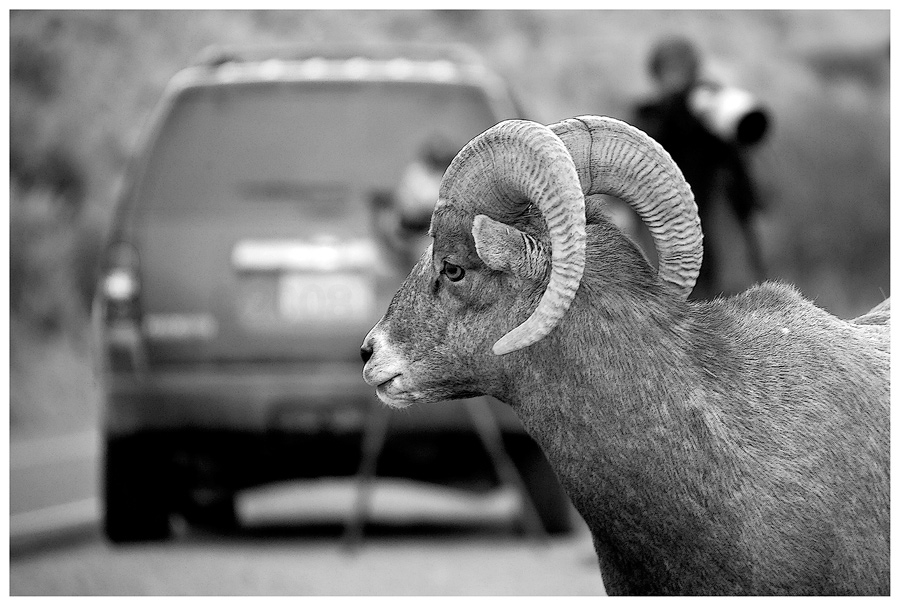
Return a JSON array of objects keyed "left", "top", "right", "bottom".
[
  {"left": 173, "top": 439, "right": 241, "bottom": 533},
  {"left": 103, "top": 434, "right": 172, "bottom": 543},
  {"left": 508, "top": 436, "right": 576, "bottom": 535}
]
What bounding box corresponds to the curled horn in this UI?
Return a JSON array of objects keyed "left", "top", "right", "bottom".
[
  {"left": 438, "top": 116, "right": 702, "bottom": 355},
  {"left": 438, "top": 120, "right": 586, "bottom": 356},
  {"left": 550, "top": 115, "right": 703, "bottom": 297}
]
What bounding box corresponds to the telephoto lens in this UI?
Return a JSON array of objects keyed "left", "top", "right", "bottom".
[{"left": 689, "top": 83, "right": 770, "bottom": 145}]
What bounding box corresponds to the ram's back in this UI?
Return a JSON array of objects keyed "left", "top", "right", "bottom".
[
  {"left": 714, "top": 282, "right": 889, "bottom": 374},
  {"left": 697, "top": 282, "right": 889, "bottom": 593},
  {"left": 708, "top": 281, "right": 890, "bottom": 428}
]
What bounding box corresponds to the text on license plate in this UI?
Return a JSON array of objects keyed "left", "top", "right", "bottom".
[{"left": 278, "top": 273, "right": 374, "bottom": 323}]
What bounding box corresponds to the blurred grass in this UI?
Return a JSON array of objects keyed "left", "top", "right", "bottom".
[{"left": 8, "top": 10, "right": 890, "bottom": 433}]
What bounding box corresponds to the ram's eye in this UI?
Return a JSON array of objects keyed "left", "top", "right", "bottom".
[{"left": 442, "top": 261, "right": 466, "bottom": 282}]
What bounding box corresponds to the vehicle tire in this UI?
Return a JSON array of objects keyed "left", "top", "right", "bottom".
[
  {"left": 508, "top": 436, "right": 576, "bottom": 535},
  {"left": 175, "top": 442, "right": 241, "bottom": 533},
  {"left": 103, "top": 434, "right": 172, "bottom": 543}
]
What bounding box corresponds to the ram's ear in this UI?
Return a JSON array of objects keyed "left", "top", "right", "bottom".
[{"left": 472, "top": 214, "right": 550, "bottom": 282}]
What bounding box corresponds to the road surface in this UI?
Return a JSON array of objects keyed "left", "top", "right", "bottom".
[{"left": 10, "top": 429, "right": 607, "bottom": 595}]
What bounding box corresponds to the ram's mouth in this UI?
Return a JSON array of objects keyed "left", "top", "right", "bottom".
[
  {"left": 376, "top": 374, "right": 400, "bottom": 390},
  {"left": 374, "top": 374, "right": 416, "bottom": 408}
]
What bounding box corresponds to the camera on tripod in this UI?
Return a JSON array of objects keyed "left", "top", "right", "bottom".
[{"left": 688, "top": 82, "right": 770, "bottom": 146}]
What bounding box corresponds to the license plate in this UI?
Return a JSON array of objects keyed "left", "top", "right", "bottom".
[{"left": 278, "top": 273, "right": 374, "bottom": 323}]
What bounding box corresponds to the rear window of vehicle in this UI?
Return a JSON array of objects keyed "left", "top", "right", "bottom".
[{"left": 131, "top": 79, "right": 499, "bottom": 231}]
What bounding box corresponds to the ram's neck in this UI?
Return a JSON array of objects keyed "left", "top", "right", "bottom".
[
  {"left": 505, "top": 290, "right": 712, "bottom": 470},
  {"left": 501, "top": 292, "right": 750, "bottom": 594}
]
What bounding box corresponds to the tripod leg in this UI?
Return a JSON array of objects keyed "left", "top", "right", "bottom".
[
  {"left": 740, "top": 218, "right": 766, "bottom": 283},
  {"left": 464, "top": 398, "right": 548, "bottom": 543},
  {"left": 343, "top": 401, "right": 392, "bottom": 552}
]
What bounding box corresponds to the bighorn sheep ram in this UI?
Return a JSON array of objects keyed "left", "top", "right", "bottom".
[{"left": 360, "top": 116, "right": 889, "bottom": 595}]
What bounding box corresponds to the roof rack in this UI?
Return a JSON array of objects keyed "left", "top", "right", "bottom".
[{"left": 192, "top": 41, "right": 487, "bottom": 69}]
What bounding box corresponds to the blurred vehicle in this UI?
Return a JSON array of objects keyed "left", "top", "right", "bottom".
[{"left": 93, "top": 42, "right": 574, "bottom": 543}]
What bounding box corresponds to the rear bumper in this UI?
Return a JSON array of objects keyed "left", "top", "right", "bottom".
[{"left": 101, "top": 362, "right": 524, "bottom": 438}]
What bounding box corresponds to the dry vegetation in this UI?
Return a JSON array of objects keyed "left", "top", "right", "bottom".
[{"left": 8, "top": 10, "right": 890, "bottom": 432}]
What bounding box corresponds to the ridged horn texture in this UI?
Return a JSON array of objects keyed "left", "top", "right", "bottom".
[
  {"left": 438, "top": 120, "right": 586, "bottom": 356},
  {"left": 549, "top": 115, "right": 703, "bottom": 298}
]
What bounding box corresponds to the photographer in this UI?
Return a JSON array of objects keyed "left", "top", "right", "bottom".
[{"left": 633, "top": 36, "right": 767, "bottom": 299}]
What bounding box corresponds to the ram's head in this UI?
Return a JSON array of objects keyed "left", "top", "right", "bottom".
[{"left": 361, "top": 116, "right": 702, "bottom": 408}]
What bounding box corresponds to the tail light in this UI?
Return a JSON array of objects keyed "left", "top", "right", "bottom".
[
  {"left": 99, "top": 242, "right": 146, "bottom": 372},
  {"left": 102, "top": 243, "right": 142, "bottom": 323}
]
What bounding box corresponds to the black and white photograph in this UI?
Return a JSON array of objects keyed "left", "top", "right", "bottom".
[{"left": 7, "top": 8, "right": 891, "bottom": 596}]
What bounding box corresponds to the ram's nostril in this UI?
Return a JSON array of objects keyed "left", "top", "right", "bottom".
[{"left": 360, "top": 341, "right": 374, "bottom": 363}]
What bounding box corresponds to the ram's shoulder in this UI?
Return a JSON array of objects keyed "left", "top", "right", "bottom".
[
  {"left": 729, "top": 281, "right": 811, "bottom": 311},
  {"left": 713, "top": 282, "right": 824, "bottom": 327},
  {"left": 728, "top": 282, "right": 889, "bottom": 328},
  {"left": 694, "top": 283, "right": 842, "bottom": 348},
  {"left": 714, "top": 282, "right": 889, "bottom": 355}
]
